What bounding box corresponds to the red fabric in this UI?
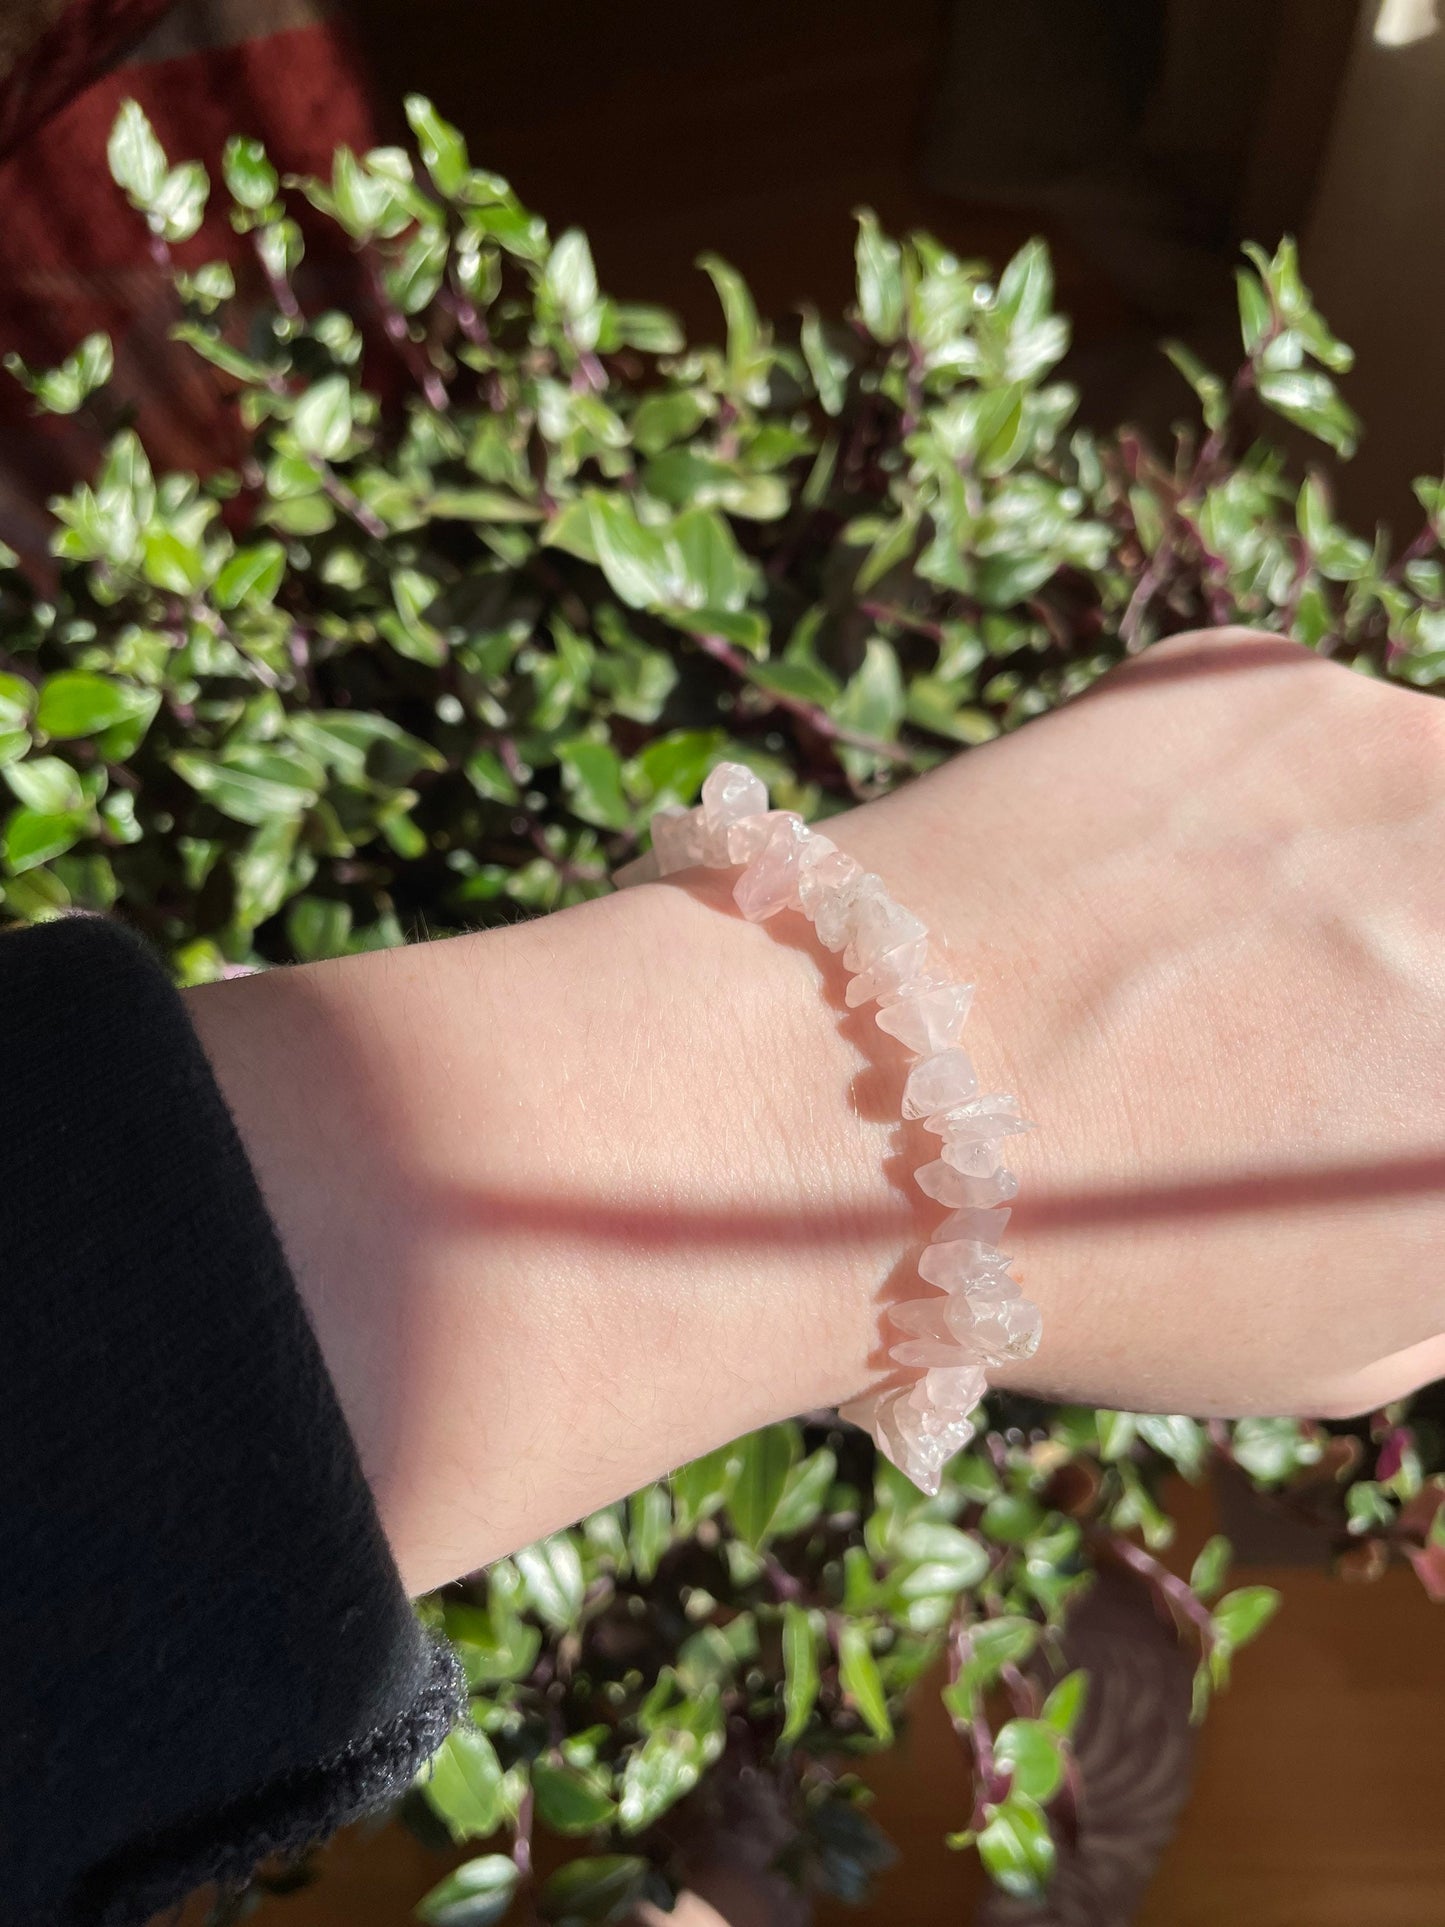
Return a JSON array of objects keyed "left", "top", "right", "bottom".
[
  {"left": 0, "top": 0, "right": 177, "bottom": 161},
  {"left": 0, "top": 10, "right": 380, "bottom": 554}
]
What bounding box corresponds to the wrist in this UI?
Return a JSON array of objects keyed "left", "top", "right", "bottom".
[{"left": 187, "top": 873, "right": 914, "bottom": 1591}]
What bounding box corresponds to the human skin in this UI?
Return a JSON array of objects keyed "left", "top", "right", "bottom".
[{"left": 187, "top": 629, "right": 1445, "bottom": 1594}]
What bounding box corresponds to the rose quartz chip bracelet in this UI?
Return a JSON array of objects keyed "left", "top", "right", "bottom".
[{"left": 614, "top": 761, "right": 1041, "bottom": 1495}]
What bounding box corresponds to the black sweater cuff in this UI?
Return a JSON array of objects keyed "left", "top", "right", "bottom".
[{"left": 0, "top": 917, "right": 463, "bottom": 1926}]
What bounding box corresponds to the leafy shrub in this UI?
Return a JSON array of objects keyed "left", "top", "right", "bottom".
[{"left": 4, "top": 95, "right": 1443, "bottom": 1921}]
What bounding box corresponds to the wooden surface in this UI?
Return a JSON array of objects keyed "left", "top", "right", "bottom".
[{"left": 238, "top": 1493, "right": 1445, "bottom": 1927}]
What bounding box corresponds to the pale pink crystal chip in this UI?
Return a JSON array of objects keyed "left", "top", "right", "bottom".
[
  {"left": 875, "top": 981, "right": 975, "bottom": 1055},
  {"left": 946, "top": 1275, "right": 1043, "bottom": 1364},
  {"left": 815, "top": 866, "right": 881, "bottom": 952},
  {"left": 733, "top": 814, "right": 808, "bottom": 921},
  {"left": 843, "top": 888, "right": 927, "bottom": 974},
  {"left": 915, "top": 1159, "right": 1020, "bottom": 1208},
  {"left": 917, "top": 1238, "right": 1013, "bottom": 1290},
  {"left": 890, "top": 1334, "right": 968, "bottom": 1368},
  {"left": 901, "top": 1047, "right": 979, "bottom": 1120},
  {"left": 701, "top": 762, "right": 768, "bottom": 840},
  {"left": 844, "top": 936, "right": 931, "bottom": 1008},
  {"left": 888, "top": 1296, "right": 955, "bottom": 1339},
  {"left": 798, "top": 848, "right": 864, "bottom": 945},
  {"left": 727, "top": 809, "right": 803, "bottom": 863},
  {"left": 936, "top": 1204, "right": 1012, "bottom": 1245},
  {"left": 924, "top": 1094, "right": 1032, "bottom": 1142},
  {"left": 651, "top": 805, "right": 706, "bottom": 875},
  {"left": 929, "top": 1362, "right": 988, "bottom": 1416},
  {"left": 939, "top": 1136, "right": 1009, "bottom": 1177}
]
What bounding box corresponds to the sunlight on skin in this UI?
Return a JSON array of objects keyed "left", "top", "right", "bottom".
[{"left": 189, "top": 631, "right": 1445, "bottom": 1591}]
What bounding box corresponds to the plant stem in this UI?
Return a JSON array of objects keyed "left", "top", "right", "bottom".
[
  {"left": 689, "top": 628, "right": 913, "bottom": 767},
  {"left": 367, "top": 256, "right": 451, "bottom": 413},
  {"left": 1101, "top": 1529, "right": 1215, "bottom": 1643},
  {"left": 947, "top": 1613, "right": 999, "bottom": 1824},
  {"left": 319, "top": 467, "right": 388, "bottom": 542}
]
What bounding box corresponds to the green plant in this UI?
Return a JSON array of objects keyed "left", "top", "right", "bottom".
[{"left": 4, "top": 94, "right": 1444, "bottom": 1922}]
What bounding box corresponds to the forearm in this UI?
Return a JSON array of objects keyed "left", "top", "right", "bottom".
[{"left": 186, "top": 875, "right": 917, "bottom": 1594}]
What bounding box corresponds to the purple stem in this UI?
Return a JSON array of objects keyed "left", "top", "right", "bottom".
[
  {"left": 319, "top": 467, "right": 388, "bottom": 542},
  {"left": 1105, "top": 1530, "right": 1215, "bottom": 1643},
  {"left": 689, "top": 628, "right": 913, "bottom": 767}
]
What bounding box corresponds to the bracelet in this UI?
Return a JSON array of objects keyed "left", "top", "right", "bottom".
[{"left": 614, "top": 761, "right": 1041, "bottom": 1494}]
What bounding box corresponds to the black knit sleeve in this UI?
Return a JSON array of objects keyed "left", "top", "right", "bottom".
[{"left": 0, "top": 917, "right": 463, "bottom": 1927}]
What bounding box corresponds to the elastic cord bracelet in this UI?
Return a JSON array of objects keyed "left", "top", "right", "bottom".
[{"left": 614, "top": 761, "right": 1041, "bottom": 1495}]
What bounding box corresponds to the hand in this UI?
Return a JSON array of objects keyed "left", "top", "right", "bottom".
[
  {"left": 188, "top": 627, "right": 1445, "bottom": 1590},
  {"left": 832, "top": 627, "right": 1445, "bottom": 1420}
]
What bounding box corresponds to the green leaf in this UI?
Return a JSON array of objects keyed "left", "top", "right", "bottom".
[
  {"left": 4, "top": 806, "right": 88, "bottom": 872},
  {"left": 0, "top": 674, "right": 36, "bottom": 727},
  {"left": 837, "top": 1621, "right": 893, "bottom": 1742},
  {"left": 727, "top": 1425, "right": 798, "bottom": 1548},
  {"left": 605, "top": 302, "right": 684, "bottom": 353},
  {"left": 428, "top": 487, "right": 543, "bottom": 523},
  {"left": 443, "top": 1588, "right": 542, "bottom": 1687},
  {"left": 670, "top": 505, "right": 751, "bottom": 613},
  {"left": 780, "top": 1601, "right": 820, "bottom": 1745},
  {"left": 631, "top": 389, "right": 710, "bottom": 456},
  {"left": 854, "top": 210, "right": 904, "bottom": 344},
  {"left": 421, "top": 1724, "right": 507, "bottom": 1841},
  {"left": 214, "top": 540, "right": 286, "bottom": 609},
  {"left": 5, "top": 756, "right": 83, "bottom": 813},
  {"left": 142, "top": 528, "right": 206, "bottom": 595},
  {"left": 173, "top": 321, "right": 273, "bottom": 386},
  {"left": 1136, "top": 1414, "right": 1208, "bottom": 1479},
  {"left": 800, "top": 307, "right": 851, "bottom": 416},
  {"left": 222, "top": 135, "right": 278, "bottom": 210},
  {"left": 232, "top": 816, "right": 298, "bottom": 929},
  {"left": 1235, "top": 267, "right": 1272, "bottom": 357},
  {"left": 150, "top": 160, "right": 210, "bottom": 243},
  {"left": 833, "top": 637, "right": 904, "bottom": 756},
  {"left": 894, "top": 1518, "right": 991, "bottom": 1599},
  {"left": 531, "top": 1757, "right": 618, "bottom": 1835},
  {"left": 1257, "top": 368, "right": 1360, "bottom": 457},
  {"left": 557, "top": 737, "right": 631, "bottom": 830},
  {"left": 8, "top": 333, "right": 114, "bottom": 415},
  {"left": 108, "top": 100, "right": 168, "bottom": 206},
  {"left": 405, "top": 94, "right": 469, "bottom": 197},
  {"left": 286, "top": 896, "right": 353, "bottom": 961},
  {"left": 514, "top": 1533, "right": 585, "bottom": 1631},
  {"left": 170, "top": 747, "right": 320, "bottom": 827},
  {"left": 627, "top": 1483, "right": 672, "bottom": 1584},
  {"left": 697, "top": 253, "right": 770, "bottom": 403},
  {"left": 292, "top": 374, "right": 354, "bottom": 460},
  {"left": 994, "top": 1719, "right": 1065, "bottom": 1804},
  {"left": 588, "top": 496, "right": 680, "bottom": 608},
  {"left": 416, "top": 1855, "right": 519, "bottom": 1927},
  {"left": 618, "top": 1728, "right": 701, "bottom": 1833},
  {"left": 978, "top": 1792, "right": 1056, "bottom": 1898},
  {"left": 996, "top": 238, "right": 1055, "bottom": 333},
  {"left": 1189, "top": 1535, "right": 1232, "bottom": 1603},
  {"left": 35, "top": 673, "right": 146, "bottom": 740},
  {"left": 771, "top": 1446, "right": 838, "bottom": 1540},
  {"left": 1040, "top": 1669, "right": 1088, "bottom": 1738},
  {"left": 1212, "top": 1585, "right": 1281, "bottom": 1651},
  {"left": 1230, "top": 1416, "right": 1323, "bottom": 1485},
  {"left": 669, "top": 1440, "right": 744, "bottom": 1533},
  {"left": 545, "top": 229, "right": 602, "bottom": 348},
  {"left": 854, "top": 514, "right": 918, "bottom": 594},
  {"left": 539, "top": 1854, "right": 648, "bottom": 1923},
  {"left": 464, "top": 748, "right": 521, "bottom": 805},
  {"left": 957, "top": 1616, "right": 1039, "bottom": 1692}
]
